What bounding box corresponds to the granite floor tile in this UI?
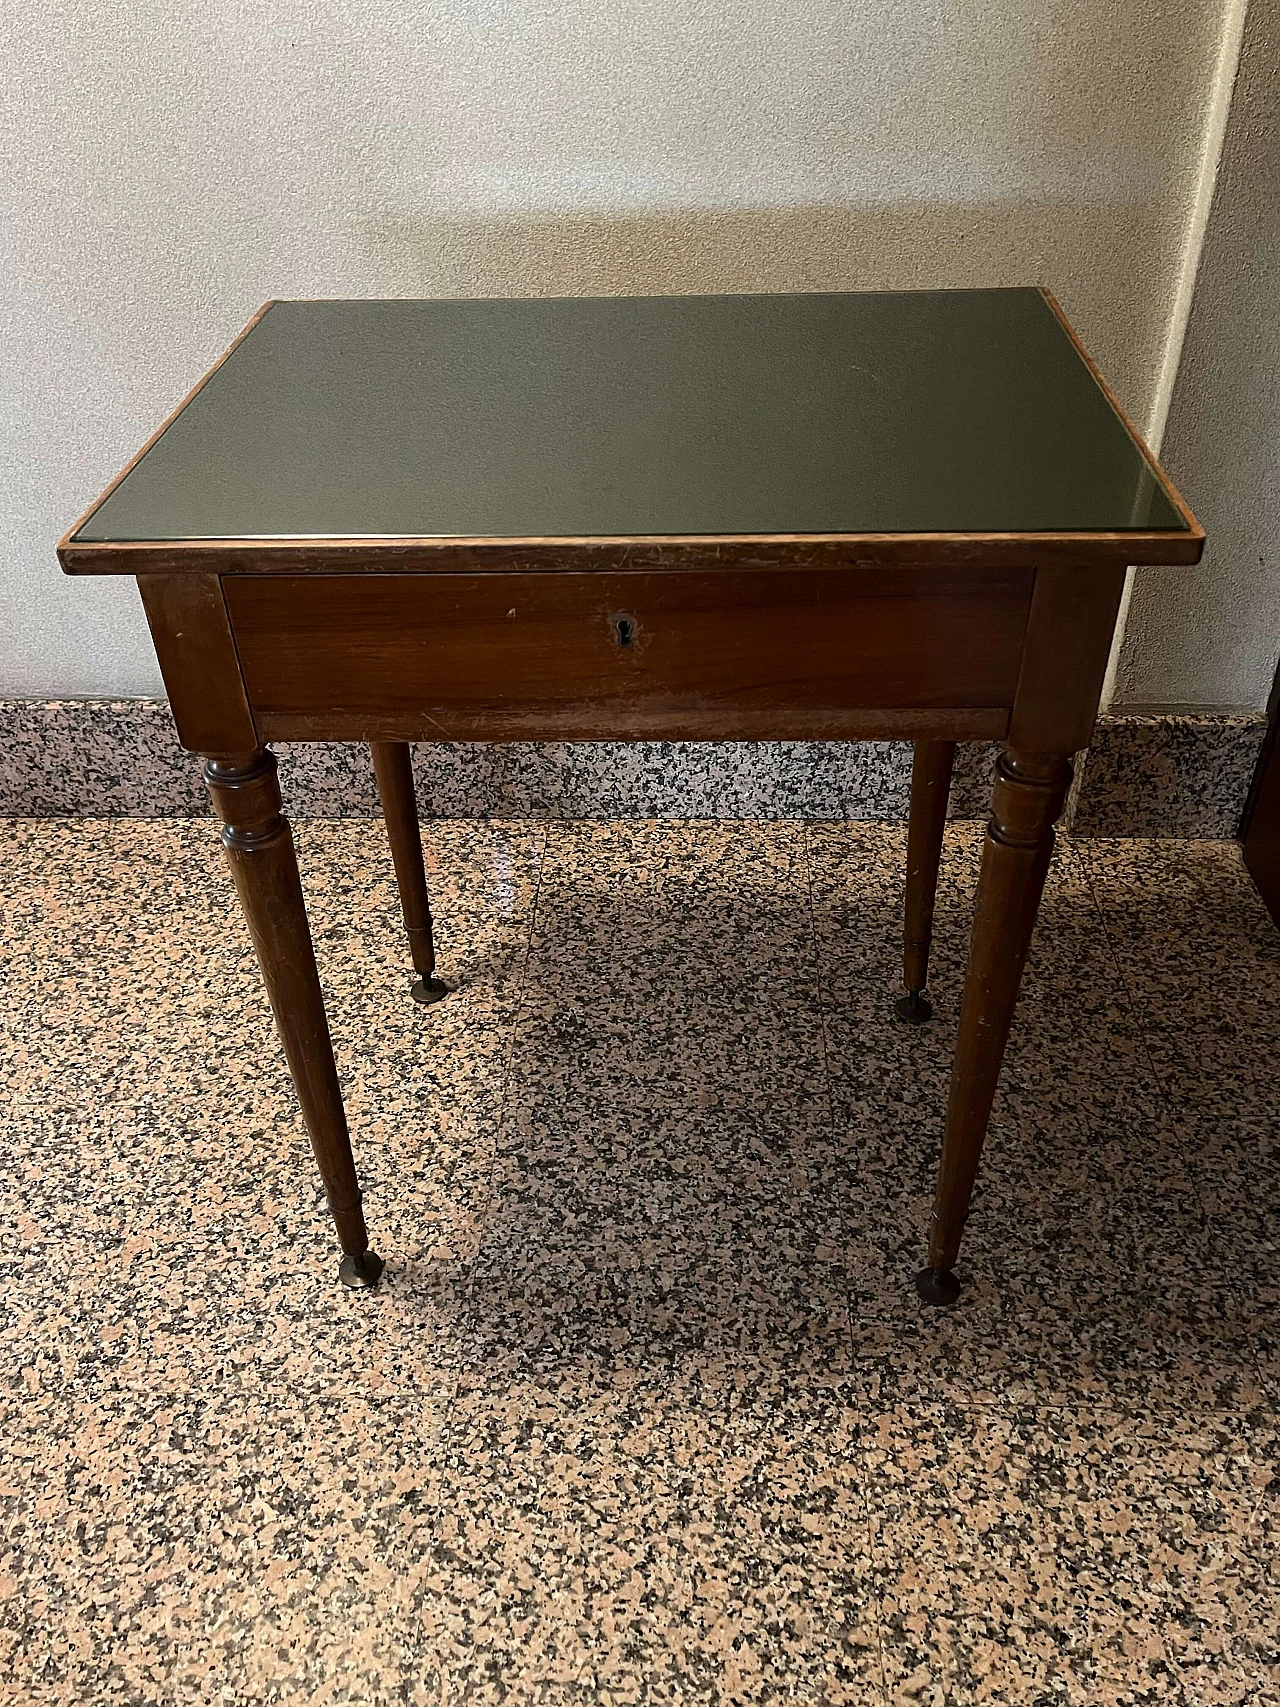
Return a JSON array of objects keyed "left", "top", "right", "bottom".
[
  {"left": 834, "top": 1115, "right": 1266, "bottom": 1413},
  {"left": 1189, "top": 1116, "right": 1280, "bottom": 1239},
  {"left": 822, "top": 993, "right": 1167, "bottom": 1155},
  {"left": 461, "top": 1194, "right": 732, "bottom": 1374},
  {"left": 1, "top": 1214, "right": 463, "bottom": 1706},
  {"left": 863, "top": 1399, "right": 1278, "bottom": 1706},
  {"left": 1, "top": 1431, "right": 463, "bottom": 1705},
  {"left": 516, "top": 818, "right": 830, "bottom": 1119},
  {"left": 3, "top": 817, "right": 1279, "bottom": 1702},
  {"left": 0, "top": 821, "right": 534, "bottom": 1702},
  {"left": 497, "top": 1088, "right": 796, "bottom": 1181},
  {"left": 464, "top": 1089, "right": 850, "bottom": 1383},
  {"left": 1168, "top": 1116, "right": 1280, "bottom": 1410},
  {"left": 419, "top": 1364, "right": 882, "bottom": 1704},
  {"left": 505, "top": 1012, "right": 830, "bottom": 1113},
  {"left": 811, "top": 823, "right": 1169, "bottom": 1134},
  {"left": 1079, "top": 838, "right": 1280, "bottom": 1126}
]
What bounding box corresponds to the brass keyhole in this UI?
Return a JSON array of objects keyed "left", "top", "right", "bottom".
[{"left": 614, "top": 615, "right": 636, "bottom": 648}]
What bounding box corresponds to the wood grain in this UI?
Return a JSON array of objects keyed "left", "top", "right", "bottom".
[
  {"left": 927, "top": 745, "right": 1075, "bottom": 1279},
  {"left": 61, "top": 526, "right": 1203, "bottom": 577},
  {"left": 203, "top": 749, "right": 376, "bottom": 1265},
  {"left": 136, "top": 574, "right": 257, "bottom": 754},
  {"left": 902, "top": 740, "right": 957, "bottom": 999},
  {"left": 223, "top": 566, "right": 1033, "bottom": 743},
  {"left": 1008, "top": 562, "right": 1127, "bottom": 754},
  {"left": 370, "top": 741, "right": 438, "bottom": 980}
]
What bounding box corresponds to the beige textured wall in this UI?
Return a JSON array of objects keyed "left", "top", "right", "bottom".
[
  {"left": 1114, "top": 0, "right": 1280, "bottom": 710},
  {"left": 2, "top": 0, "right": 1231, "bottom": 695}
]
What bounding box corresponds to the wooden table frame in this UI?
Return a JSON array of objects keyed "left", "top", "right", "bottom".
[{"left": 60, "top": 292, "right": 1202, "bottom": 1303}]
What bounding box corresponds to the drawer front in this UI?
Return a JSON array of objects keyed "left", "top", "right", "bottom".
[{"left": 224, "top": 566, "right": 1032, "bottom": 742}]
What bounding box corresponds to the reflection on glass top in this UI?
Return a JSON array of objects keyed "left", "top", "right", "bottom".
[{"left": 75, "top": 290, "right": 1186, "bottom": 542}]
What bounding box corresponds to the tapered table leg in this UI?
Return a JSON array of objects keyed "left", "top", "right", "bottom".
[
  {"left": 916, "top": 745, "right": 1073, "bottom": 1306},
  {"left": 896, "top": 739, "right": 956, "bottom": 1024},
  {"left": 204, "top": 749, "right": 383, "bottom": 1288},
  {"left": 370, "top": 742, "right": 449, "bottom": 1005}
]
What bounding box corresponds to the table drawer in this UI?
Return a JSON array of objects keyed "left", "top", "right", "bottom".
[{"left": 224, "top": 567, "right": 1032, "bottom": 742}]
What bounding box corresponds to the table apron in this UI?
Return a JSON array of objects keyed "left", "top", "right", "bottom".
[{"left": 217, "top": 567, "right": 1029, "bottom": 745}]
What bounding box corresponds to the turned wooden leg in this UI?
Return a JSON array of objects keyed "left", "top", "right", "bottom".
[
  {"left": 916, "top": 745, "right": 1073, "bottom": 1306},
  {"left": 204, "top": 749, "right": 383, "bottom": 1288},
  {"left": 896, "top": 739, "right": 956, "bottom": 1025},
  {"left": 369, "top": 741, "right": 449, "bottom": 1005}
]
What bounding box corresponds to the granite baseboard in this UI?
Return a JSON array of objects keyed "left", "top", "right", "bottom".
[
  {"left": 0, "top": 699, "right": 1264, "bottom": 837},
  {"left": 1071, "top": 712, "right": 1265, "bottom": 838}
]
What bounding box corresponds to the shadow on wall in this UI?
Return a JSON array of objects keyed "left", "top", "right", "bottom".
[{"left": 358, "top": 197, "right": 1180, "bottom": 430}]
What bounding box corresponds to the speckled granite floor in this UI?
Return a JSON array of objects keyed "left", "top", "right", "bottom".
[{"left": 1, "top": 818, "right": 1277, "bottom": 1705}]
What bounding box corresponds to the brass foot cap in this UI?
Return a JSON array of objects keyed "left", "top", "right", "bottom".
[
  {"left": 411, "top": 976, "right": 450, "bottom": 1006},
  {"left": 895, "top": 990, "right": 933, "bottom": 1025},
  {"left": 915, "top": 1266, "right": 961, "bottom": 1307},
  {"left": 339, "top": 1250, "right": 385, "bottom": 1289}
]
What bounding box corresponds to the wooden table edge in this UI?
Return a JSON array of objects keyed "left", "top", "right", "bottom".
[{"left": 59, "top": 527, "right": 1205, "bottom": 575}]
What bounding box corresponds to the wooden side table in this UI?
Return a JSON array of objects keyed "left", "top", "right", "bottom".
[{"left": 59, "top": 290, "right": 1201, "bottom": 1303}]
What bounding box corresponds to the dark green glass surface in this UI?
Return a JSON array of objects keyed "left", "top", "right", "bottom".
[{"left": 75, "top": 290, "right": 1186, "bottom": 542}]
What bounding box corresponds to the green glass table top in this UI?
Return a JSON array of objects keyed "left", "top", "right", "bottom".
[{"left": 74, "top": 290, "right": 1187, "bottom": 543}]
